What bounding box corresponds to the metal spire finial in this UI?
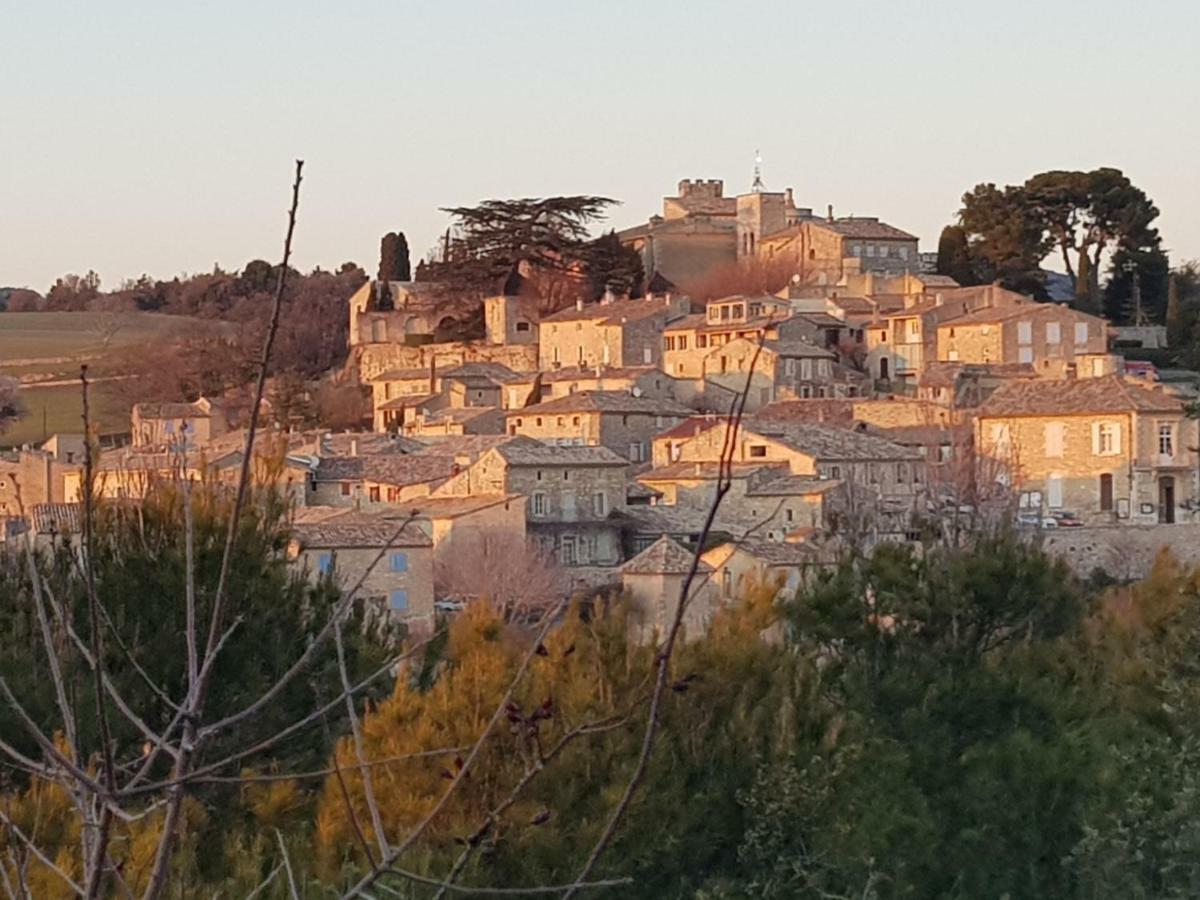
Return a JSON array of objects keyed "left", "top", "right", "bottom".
[{"left": 751, "top": 149, "right": 764, "bottom": 193}]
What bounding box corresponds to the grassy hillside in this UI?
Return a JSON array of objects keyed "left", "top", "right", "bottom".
[{"left": 0, "top": 312, "right": 225, "bottom": 447}]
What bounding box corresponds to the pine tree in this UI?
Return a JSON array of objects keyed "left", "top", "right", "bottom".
[
  {"left": 394, "top": 231, "right": 412, "bottom": 281},
  {"left": 935, "top": 225, "right": 977, "bottom": 286},
  {"left": 1076, "top": 251, "right": 1093, "bottom": 312}
]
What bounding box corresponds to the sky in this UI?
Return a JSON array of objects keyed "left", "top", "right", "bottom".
[{"left": 2, "top": 0, "right": 1197, "bottom": 293}]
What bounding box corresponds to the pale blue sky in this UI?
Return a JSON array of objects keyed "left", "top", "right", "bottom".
[{"left": 2, "top": 0, "right": 1197, "bottom": 292}]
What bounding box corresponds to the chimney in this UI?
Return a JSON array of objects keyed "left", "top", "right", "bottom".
[
  {"left": 664, "top": 291, "right": 672, "bottom": 306},
  {"left": 602, "top": 287, "right": 615, "bottom": 305},
  {"left": 785, "top": 187, "right": 794, "bottom": 208},
  {"left": 576, "top": 298, "right": 584, "bottom": 311},
  {"left": 350, "top": 438, "right": 358, "bottom": 457},
  {"left": 693, "top": 462, "right": 702, "bottom": 477},
  {"left": 827, "top": 204, "right": 834, "bottom": 222}
]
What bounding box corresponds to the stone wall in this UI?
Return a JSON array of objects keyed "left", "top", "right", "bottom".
[
  {"left": 356, "top": 342, "right": 538, "bottom": 381},
  {"left": 1041, "top": 524, "right": 1200, "bottom": 580}
]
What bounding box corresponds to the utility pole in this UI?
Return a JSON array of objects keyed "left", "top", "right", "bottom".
[{"left": 1123, "top": 259, "right": 1147, "bottom": 326}]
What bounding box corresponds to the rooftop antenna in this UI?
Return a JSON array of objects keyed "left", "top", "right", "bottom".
[{"left": 751, "top": 150, "right": 764, "bottom": 193}]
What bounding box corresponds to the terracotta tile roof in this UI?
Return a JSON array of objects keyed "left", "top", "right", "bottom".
[
  {"left": 621, "top": 504, "right": 717, "bottom": 536},
  {"left": 313, "top": 454, "right": 457, "bottom": 486},
  {"left": 978, "top": 375, "right": 1184, "bottom": 417},
  {"left": 727, "top": 538, "right": 817, "bottom": 566},
  {"left": 817, "top": 217, "right": 917, "bottom": 241},
  {"left": 639, "top": 461, "right": 786, "bottom": 482},
  {"left": 653, "top": 416, "right": 723, "bottom": 442},
  {"left": 748, "top": 422, "right": 922, "bottom": 461},
  {"left": 320, "top": 433, "right": 423, "bottom": 455},
  {"left": 506, "top": 390, "right": 692, "bottom": 418},
  {"left": 376, "top": 393, "right": 439, "bottom": 411},
  {"left": 292, "top": 515, "right": 432, "bottom": 550},
  {"left": 31, "top": 502, "right": 81, "bottom": 534},
  {"left": 523, "top": 365, "right": 661, "bottom": 384},
  {"left": 622, "top": 536, "right": 710, "bottom": 576},
  {"left": 493, "top": 437, "right": 628, "bottom": 467},
  {"left": 540, "top": 296, "right": 676, "bottom": 325},
  {"left": 918, "top": 362, "right": 1037, "bottom": 389},
  {"left": 745, "top": 471, "right": 842, "bottom": 496},
  {"left": 438, "top": 362, "right": 521, "bottom": 383},
  {"left": 939, "top": 303, "right": 1066, "bottom": 327},
  {"left": 410, "top": 435, "right": 519, "bottom": 458},
  {"left": 416, "top": 407, "right": 500, "bottom": 425},
  {"left": 753, "top": 400, "right": 858, "bottom": 425},
  {"left": 767, "top": 340, "right": 836, "bottom": 360},
  {"left": 384, "top": 494, "right": 518, "bottom": 519}
]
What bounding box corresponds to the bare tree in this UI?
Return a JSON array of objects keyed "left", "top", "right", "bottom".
[{"left": 434, "top": 529, "right": 568, "bottom": 621}]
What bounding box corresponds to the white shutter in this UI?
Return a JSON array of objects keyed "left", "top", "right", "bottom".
[
  {"left": 1091, "top": 422, "right": 1101, "bottom": 455},
  {"left": 1044, "top": 423, "right": 1064, "bottom": 457},
  {"left": 1018, "top": 321, "right": 1032, "bottom": 344},
  {"left": 1075, "top": 322, "right": 1089, "bottom": 345},
  {"left": 1112, "top": 423, "right": 1122, "bottom": 455},
  {"left": 1046, "top": 322, "right": 1061, "bottom": 344},
  {"left": 1019, "top": 347, "right": 1033, "bottom": 364},
  {"left": 1047, "top": 475, "right": 1063, "bottom": 509}
]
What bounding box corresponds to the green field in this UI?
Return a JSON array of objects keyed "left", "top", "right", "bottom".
[{"left": 1, "top": 311, "right": 224, "bottom": 447}]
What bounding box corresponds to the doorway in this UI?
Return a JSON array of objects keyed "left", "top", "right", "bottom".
[
  {"left": 1159, "top": 476, "right": 1176, "bottom": 524},
  {"left": 879, "top": 357, "right": 890, "bottom": 380}
]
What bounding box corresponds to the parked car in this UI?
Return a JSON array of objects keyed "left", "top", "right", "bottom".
[
  {"left": 1050, "top": 511, "right": 1084, "bottom": 527},
  {"left": 1017, "top": 511, "right": 1058, "bottom": 529}
]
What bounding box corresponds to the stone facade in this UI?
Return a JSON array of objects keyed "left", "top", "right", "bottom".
[
  {"left": 504, "top": 392, "right": 690, "bottom": 462},
  {"left": 937, "top": 303, "right": 1110, "bottom": 374},
  {"left": 0, "top": 449, "right": 79, "bottom": 516},
  {"left": 538, "top": 294, "right": 690, "bottom": 370}
]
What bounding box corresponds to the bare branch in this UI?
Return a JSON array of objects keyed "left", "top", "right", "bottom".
[{"left": 0, "top": 806, "right": 85, "bottom": 897}]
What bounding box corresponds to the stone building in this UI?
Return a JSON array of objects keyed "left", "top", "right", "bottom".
[
  {"left": 935, "top": 302, "right": 1111, "bottom": 375},
  {"left": 538, "top": 293, "right": 691, "bottom": 370},
  {"left": 974, "top": 375, "right": 1199, "bottom": 525},
  {"left": 433, "top": 437, "right": 629, "bottom": 571},
  {"left": 701, "top": 538, "right": 820, "bottom": 604},
  {"left": 383, "top": 493, "right": 525, "bottom": 570},
  {"left": 620, "top": 536, "right": 718, "bottom": 643},
  {"left": 131, "top": 398, "right": 230, "bottom": 449},
  {"left": 289, "top": 509, "right": 435, "bottom": 631},
  {"left": 308, "top": 454, "right": 458, "bottom": 507},
  {"left": 501, "top": 366, "right": 684, "bottom": 410},
  {"left": 504, "top": 391, "right": 692, "bottom": 462},
  {"left": 864, "top": 285, "right": 1030, "bottom": 383},
  {"left": 661, "top": 297, "right": 815, "bottom": 379},
  {"left": 757, "top": 212, "right": 920, "bottom": 284},
  {"left": 0, "top": 446, "right": 80, "bottom": 517},
  {"left": 703, "top": 337, "right": 867, "bottom": 406},
  {"left": 483, "top": 294, "right": 539, "bottom": 345}
]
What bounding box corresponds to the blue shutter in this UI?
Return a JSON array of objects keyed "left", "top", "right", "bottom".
[
  {"left": 390, "top": 552, "right": 408, "bottom": 573},
  {"left": 389, "top": 589, "right": 408, "bottom": 612},
  {"left": 317, "top": 553, "right": 332, "bottom": 574}
]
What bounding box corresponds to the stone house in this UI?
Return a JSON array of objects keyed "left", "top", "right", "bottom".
[
  {"left": 404, "top": 407, "right": 504, "bottom": 438},
  {"left": 703, "top": 337, "right": 867, "bottom": 407},
  {"left": 917, "top": 362, "right": 1039, "bottom": 408},
  {"left": 382, "top": 493, "right": 525, "bottom": 570},
  {"left": 504, "top": 391, "right": 692, "bottom": 462},
  {"left": 757, "top": 214, "right": 920, "bottom": 282},
  {"left": 620, "top": 536, "right": 718, "bottom": 643},
  {"left": 432, "top": 437, "right": 629, "bottom": 570},
  {"left": 131, "top": 398, "right": 230, "bottom": 449},
  {"left": 288, "top": 509, "right": 435, "bottom": 631},
  {"left": 501, "top": 366, "right": 683, "bottom": 410},
  {"left": 348, "top": 280, "right": 451, "bottom": 346},
  {"left": 0, "top": 447, "right": 80, "bottom": 517},
  {"left": 974, "top": 375, "right": 1199, "bottom": 525},
  {"left": 483, "top": 294, "right": 539, "bottom": 345},
  {"left": 308, "top": 454, "right": 458, "bottom": 508},
  {"left": 538, "top": 293, "right": 691, "bottom": 371},
  {"left": 701, "top": 538, "right": 820, "bottom": 605},
  {"left": 864, "top": 285, "right": 1029, "bottom": 383},
  {"left": 935, "top": 303, "right": 1111, "bottom": 375},
  {"left": 661, "top": 297, "right": 815, "bottom": 379}
]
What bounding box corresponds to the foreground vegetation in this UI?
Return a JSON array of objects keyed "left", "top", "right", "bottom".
[{"left": 2, "top": 488, "right": 1199, "bottom": 897}]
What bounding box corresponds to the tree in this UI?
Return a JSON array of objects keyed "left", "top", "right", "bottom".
[
  {"left": 1104, "top": 246, "right": 1170, "bottom": 324},
  {"left": 0, "top": 376, "right": 21, "bottom": 433},
  {"left": 935, "top": 224, "right": 978, "bottom": 285},
  {"left": 1167, "top": 272, "right": 1186, "bottom": 348},
  {"left": 377, "top": 232, "right": 411, "bottom": 284},
  {"left": 421, "top": 196, "right": 616, "bottom": 299},
  {"left": 583, "top": 230, "right": 644, "bottom": 300},
  {"left": 958, "top": 183, "right": 1049, "bottom": 297}
]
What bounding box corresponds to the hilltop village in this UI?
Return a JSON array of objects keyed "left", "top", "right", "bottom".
[{"left": 3, "top": 176, "right": 1197, "bottom": 634}]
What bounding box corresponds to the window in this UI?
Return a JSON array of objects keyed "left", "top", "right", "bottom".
[
  {"left": 369, "top": 486, "right": 381, "bottom": 502},
  {"left": 748, "top": 444, "right": 767, "bottom": 458},
  {"left": 830, "top": 466, "right": 841, "bottom": 479},
  {"left": 878, "top": 245, "right": 888, "bottom": 259},
  {"left": 697, "top": 334, "right": 708, "bottom": 348},
  {"left": 593, "top": 491, "right": 607, "bottom": 516},
  {"left": 563, "top": 470, "right": 570, "bottom": 480},
  {"left": 899, "top": 247, "right": 909, "bottom": 260},
  {"left": 535, "top": 469, "right": 542, "bottom": 481},
  {"left": 389, "top": 589, "right": 408, "bottom": 612},
  {"left": 1159, "top": 423, "right": 1175, "bottom": 456},
  {"left": 516, "top": 321, "right": 531, "bottom": 333},
  {"left": 851, "top": 244, "right": 862, "bottom": 257},
  {"left": 1044, "top": 422, "right": 1065, "bottom": 458},
  {"left": 572, "top": 416, "right": 580, "bottom": 426},
  {"left": 577, "top": 346, "right": 584, "bottom": 363},
  {"left": 784, "top": 358, "right": 796, "bottom": 376},
  {"left": 865, "top": 245, "right": 876, "bottom": 257},
  {"left": 532, "top": 492, "right": 548, "bottom": 516},
  {"left": 665, "top": 336, "right": 676, "bottom": 351},
  {"left": 1047, "top": 475, "right": 1064, "bottom": 509},
  {"left": 535, "top": 417, "right": 543, "bottom": 427},
  {"left": 679, "top": 336, "right": 688, "bottom": 350},
  {"left": 800, "top": 386, "right": 811, "bottom": 398},
  {"left": 628, "top": 442, "right": 644, "bottom": 462},
  {"left": 1075, "top": 322, "right": 1089, "bottom": 344},
  {"left": 896, "top": 464, "right": 907, "bottom": 483},
  {"left": 1100, "top": 473, "right": 1114, "bottom": 511},
  {"left": 389, "top": 552, "right": 408, "bottom": 573},
  {"left": 1046, "top": 322, "right": 1061, "bottom": 344},
  {"left": 1017, "top": 321, "right": 1032, "bottom": 344},
  {"left": 317, "top": 553, "right": 333, "bottom": 575},
  {"left": 559, "top": 536, "right": 577, "bottom": 566},
  {"left": 732, "top": 303, "right": 744, "bottom": 319},
  {"left": 643, "top": 348, "right": 652, "bottom": 364},
  {"left": 340, "top": 482, "right": 351, "bottom": 496},
  {"left": 1018, "top": 347, "right": 1033, "bottom": 364},
  {"left": 785, "top": 507, "right": 794, "bottom": 523},
  {"left": 553, "top": 346, "right": 561, "bottom": 364},
  {"left": 556, "top": 417, "right": 564, "bottom": 427},
  {"left": 1094, "top": 422, "right": 1120, "bottom": 456},
  {"left": 801, "top": 358, "right": 813, "bottom": 380}
]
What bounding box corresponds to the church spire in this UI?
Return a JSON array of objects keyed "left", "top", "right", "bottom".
[{"left": 751, "top": 149, "right": 764, "bottom": 193}]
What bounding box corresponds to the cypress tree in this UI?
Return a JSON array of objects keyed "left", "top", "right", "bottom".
[{"left": 1166, "top": 273, "right": 1184, "bottom": 348}]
